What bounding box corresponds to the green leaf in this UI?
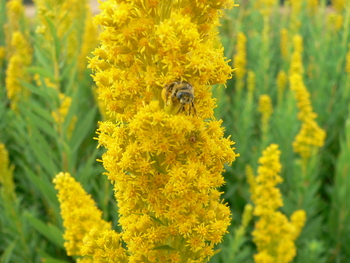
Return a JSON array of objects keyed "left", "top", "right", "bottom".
[
  {"left": 0, "top": 240, "right": 17, "bottom": 263},
  {"left": 34, "top": 41, "right": 52, "bottom": 70},
  {"left": 26, "top": 67, "right": 56, "bottom": 82},
  {"left": 70, "top": 107, "right": 97, "bottom": 153},
  {"left": 22, "top": 163, "right": 60, "bottom": 217},
  {"left": 153, "top": 245, "right": 176, "bottom": 250},
  {"left": 30, "top": 100, "right": 56, "bottom": 123},
  {"left": 25, "top": 212, "right": 64, "bottom": 249},
  {"left": 45, "top": 17, "right": 61, "bottom": 61},
  {"left": 23, "top": 105, "right": 56, "bottom": 138},
  {"left": 26, "top": 121, "right": 59, "bottom": 176},
  {"left": 37, "top": 249, "right": 71, "bottom": 263},
  {"left": 19, "top": 80, "right": 52, "bottom": 100}
]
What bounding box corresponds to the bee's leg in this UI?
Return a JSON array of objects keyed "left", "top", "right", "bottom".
[
  {"left": 177, "top": 104, "right": 184, "bottom": 114},
  {"left": 192, "top": 102, "right": 197, "bottom": 116}
]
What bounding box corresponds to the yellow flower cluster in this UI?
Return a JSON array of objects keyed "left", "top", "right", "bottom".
[
  {"left": 289, "top": 35, "right": 326, "bottom": 160},
  {"left": 233, "top": 32, "right": 247, "bottom": 91},
  {"left": 86, "top": 0, "right": 238, "bottom": 261},
  {"left": 51, "top": 93, "right": 73, "bottom": 125},
  {"left": 0, "top": 143, "right": 15, "bottom": 201},
  {"left": 81, "top": 228, "right": 127, "bottom": 262},
  {"left": 248, "top": 144, "right": 307, "bottom": 263},
  {"left": 53, "top": 172, "right": 111, "bottom": 256},
  {"left": 97, "top": 101, "right": 236, "bottom": 261}
]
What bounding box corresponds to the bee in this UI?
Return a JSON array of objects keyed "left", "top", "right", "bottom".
[{"left": 164, "top": 81, "right": 197, "bottom": 115}]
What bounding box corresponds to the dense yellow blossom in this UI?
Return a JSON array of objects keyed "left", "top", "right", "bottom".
[
  {"left": 0, "top": 144, "right": 15, "bottom": 201},
  {"left": 81, "top": 228, "right": 127, "bottom": 262},
  {"left": 248, "top": 144, "right": 306, "bottom": 263},
  {"left": 86, "top": 0, "right": 238, "bottom": 261},
  {"left": 233, "top": 32, "right": 247, "bottom": 92},
  {"left": 289, "top": 35, "right": 326, "bottom": 160},
  {"left": 97, "top": 101, "right": 236, "bottom": 261},
  {"left": 53, "top": 172, "right": 111, "bottom": 256}
]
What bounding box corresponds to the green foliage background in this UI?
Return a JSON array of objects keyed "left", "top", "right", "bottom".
[{"left": 0, "top": 0, "right": 350, "bottom": 262}]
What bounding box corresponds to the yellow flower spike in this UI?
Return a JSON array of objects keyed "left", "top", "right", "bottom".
[
  {"left": 289, "top": 35, "right": 326, "bottom": 161},
  {"left": 53, "top": 172, "right": 111, "bottom": 256},
  {"left": 249, "top": 144, "right": 306, "bottom": 263},
  {"left": 88, "top": 0, "right": 238, "bottom": 261},
  {"left": 5, "top": 31, "right": 32, "bottom": 110}
]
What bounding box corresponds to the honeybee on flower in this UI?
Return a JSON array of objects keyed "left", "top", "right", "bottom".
[{"left": 162, "top": 81, "right": 197, "bottom": 116}]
